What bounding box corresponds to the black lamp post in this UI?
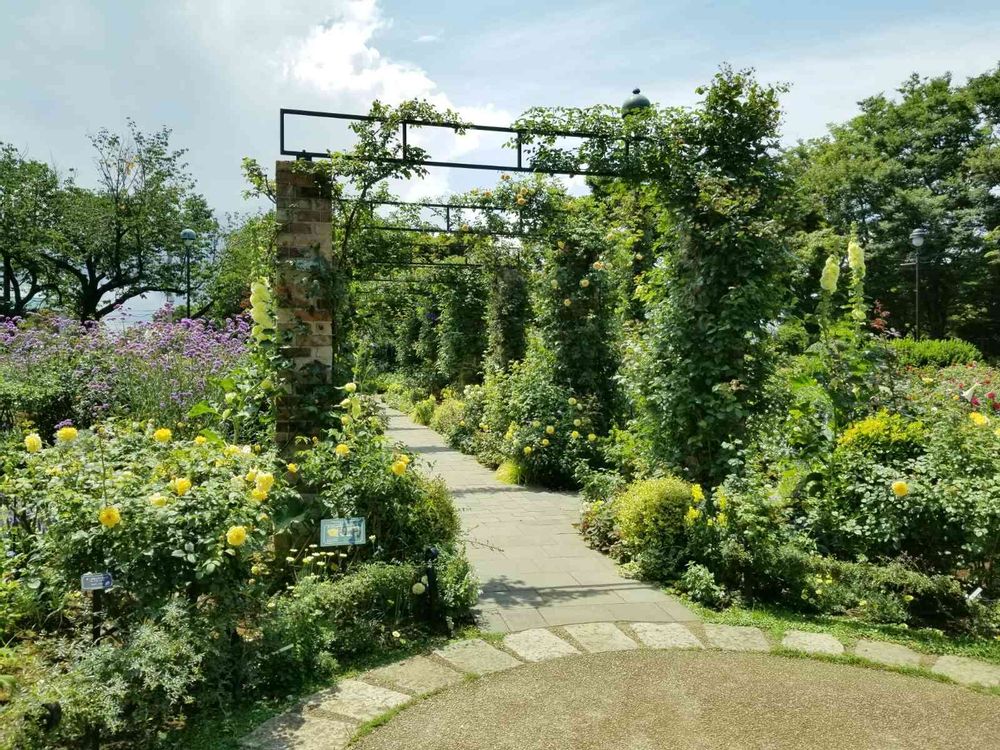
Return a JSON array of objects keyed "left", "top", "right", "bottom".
[
  {"left": 180, "top": 228, "right": 196, "bottom": 318},
  {"left": 621, "top": 87, "right": 651, "bottom": 117},
  {"left": 909, "top": 228, "right": 928, "bottom": 339}
]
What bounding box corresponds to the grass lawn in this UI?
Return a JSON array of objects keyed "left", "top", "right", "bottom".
[{"left": 681, "top": 597, "right": 1000, "bottom": 666}]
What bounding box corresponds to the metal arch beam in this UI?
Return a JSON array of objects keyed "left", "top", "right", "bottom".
[{"left": 280, "top": 107, "right": 643, "bottom": 178}]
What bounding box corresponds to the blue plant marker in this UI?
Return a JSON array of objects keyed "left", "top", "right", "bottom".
[
  {"left": 81, "top": 572, "right": 113, "bottom": 591},
  {"left": 320, "top": 517, "right": 366, "bottom": 547}
]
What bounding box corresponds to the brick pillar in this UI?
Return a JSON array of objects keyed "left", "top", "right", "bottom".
[{"left": 274, "top": 161, "right": 333, "bottom": 447}]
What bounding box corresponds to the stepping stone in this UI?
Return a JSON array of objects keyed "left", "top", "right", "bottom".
[
  {"left": 631, "top": 622, "right": 704, "bottom": 650},
  {"left": 365, "top": 655, "right": 465, "bottom": 695},
  {"left": 703, "top": 624, "right": 770, "bottom": 652},
  {"left": 781, "top": 630, "right": 844, "bottom": 656},
  {"left": 434, "top": 638, "right": 522, "bottom": 674},
  {"left": 504, "top": 628, "right": 579, "bottom": 661},
  {"left": 240, "top": 710, "right": 354, "bottom": 750},
  {"left": 564, "top": 622, "right": 638, "bottom": 652},
  {"left": 931, "top": 655, "right": 1000, "bottom": 688},
  {"left": 304, "top": 679, "right": 410, "bottom": 722},
  {"left": 854, "top": 639, "right": 922, "bottom": 669}
]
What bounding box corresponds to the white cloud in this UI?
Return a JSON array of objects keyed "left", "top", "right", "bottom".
[
  {"left": 414, "top": 34, "right": 440, "bottom": 44},
  {"left": 277, "top": 1, "right": 513, "bottom": 199}
]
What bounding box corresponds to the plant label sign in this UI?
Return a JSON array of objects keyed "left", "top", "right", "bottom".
[
  {"left": 81, "top": 572, "right": 113, "bottom": 591},
  {"left": 320, "top": 517, "right": 366, "bottom": 547}
]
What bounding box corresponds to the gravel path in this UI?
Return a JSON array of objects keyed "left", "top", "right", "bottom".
[{"left": 353, "top": 649, "right": 997, "bottom": 750}]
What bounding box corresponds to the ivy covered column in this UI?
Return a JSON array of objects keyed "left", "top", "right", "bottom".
[{"left": 274, "top": 161, "right": 334, "bottom": 446}]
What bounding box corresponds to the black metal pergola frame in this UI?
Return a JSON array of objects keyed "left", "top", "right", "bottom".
[
  {"left": 280, "top": 108, "right": 640, "bottom": 178},
  {"left": 279, "top": 106, "right": 639, "bottom": 280}
]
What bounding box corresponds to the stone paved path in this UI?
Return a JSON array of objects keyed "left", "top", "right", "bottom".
[
  {"left": 241, "top": 622, "right": 1000, "bottom": 749},
  {"left": 382, "top": 407, "right": 697, "bottom": 632}
]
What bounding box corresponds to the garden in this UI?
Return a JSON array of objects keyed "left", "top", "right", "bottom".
[
  {"left": 1, "top": 59, "right": 999, "bottom": 749},
  {"left": 371, "top": 67, "right": 1000, "bottom": 648}
]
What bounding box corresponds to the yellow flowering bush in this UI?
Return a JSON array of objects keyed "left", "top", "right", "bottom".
[
  {"left": 55, "top": 425, "right": 78, "bottom": 443},
  {"left": 1, "top": 419, "right": 285, "bottom": 618}
]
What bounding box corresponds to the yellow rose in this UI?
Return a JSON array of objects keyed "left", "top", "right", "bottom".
[
  {"left": 149, "top": 493, "right": 168, "bottom": 508},
  {"left": 335, "top": 443, "right": 350, "bottom": 457},
  {"left": 343, "top": 382, "right": 358, "bottom": 393},
  {"left": 891, "top": 480, "right": 909, "bottom": 497},
  {"left": 250, "top": 487, "right": 268, "bottom": 503},
  {"left": 523, "top": 446, "right": 532, "bottom": 456},
  {"left": 98, "top": 506, "right": 121, "bottom": 528},
  {"left": 286, "top": 463, "right": 298, "bottom": 473},
  {"left": 400, "top": 455, "right": 411, "bottom": 465},
  {"left": 390, "top": 461, "right": 407, "bottom": 476},
  {"left": 568, "top": 398, "right": 577, "bottom": 406},
  {"left": 24, "top": 433, "right": 42, "bottom": 453},
  {"left": 571, "top": 430, "right": 580, "bottom": 439},
  {"left": 563, "top": 298, "right": 572, "bottom": 307},
  {"left": 587, "top": 433, "right": 597, "bottom": 442},
  {"left": 245, "top": 469, "right": 258, "bottom": 482},
  {"left": 153, "top": 428, "right": 172, "bottom": 443},
  {"left": 56, "top": 426, "right": 78, "bottom": 443},
  {"left": 545, "top": 425, "right": 555, "bottom": 435},
  {"left": 255, "top": 472, "right": 275, "bottom": 493},
  {"left": 194, "top": 435, "right": 207, "bottom": 445},
  {"left": 226, "top": 525, "right": 248, "bottom": 547},
  {"left": 969, "top": 412, "right": 989, "bottom": 427},
  {"left": 541, "top": 438, "right": 550, "bottom": 447},
  {"left": 171, "top": 477, "right": 192, "bottom": 496},
  {"left": 573, "top": 419, "right": 582, "bottom": 427},
  {"left": 532, "top": 420, "right": 541, "bottom": 428},
  {"left": 579, "top": 278, "right": 590, "bottom": 288}
]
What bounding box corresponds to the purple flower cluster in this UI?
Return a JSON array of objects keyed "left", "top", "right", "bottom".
[{"left": 0, "top": 308, "right": 250, "bottom": 425}]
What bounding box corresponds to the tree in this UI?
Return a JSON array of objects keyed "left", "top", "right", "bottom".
[
  {"left": 789, "top": 67, "right": 1000, "bottom": 351},
  {"left": 0, "top": 145, "right": 62, "bottom": 315},
  {"left": 43, "top": 121, "right": 216, "bottom": 320},
  {"left": 198, "top": 211, "right": 277, "bottom": 320}
]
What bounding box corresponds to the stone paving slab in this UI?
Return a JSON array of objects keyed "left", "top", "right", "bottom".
[
  {"left": 434, "top": 638, "right": 522, "bottom": 674},
  {"left": 504, "top": 628, "right": 580, "bottom": 661},
  {"left": 304, "top": 679, "right": 411, "bottom": 722},
  {"left": 630, "top": 622, "right": 704, "bottom": 650},
  {"left": 703, "top": 624, "right": 771, "bottom": 652},
  {"left": 365, "top": 655, "right": 466, "bottom": 696},
  {"left": 854, "top": 639, "right": 922, "bottom": 669},
  {"left": 781, "top": 630, "right": 845, "bottom": 656},
  {"left": 240, "top": 710, "right": 354, "bottom": 750},
  {"left": 564, "top": 622, "right": 638, "bottom": 652},
  {"left": 931, "top": 655, "right": 1000, "bottom": 688},
  {"left": 383, "top": 406, "right": 696, "bottom": 631}
]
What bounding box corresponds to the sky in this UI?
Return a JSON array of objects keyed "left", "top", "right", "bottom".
[{"left": 2, "top": 0, "right": 999, "bottom": 317}]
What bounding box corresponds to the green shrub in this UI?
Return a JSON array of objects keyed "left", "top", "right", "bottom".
[
  {"left": 0, "top": 378, "right": 74, "bottom": 436},
  {"left": 4, "top": 602, "right": 205, "bottom": 749},
  {"left": 813, "top": 407, "right": 1000, "bottom": 580},
  {"left": 430, "top": 397, "right": 465, "bottom": 436},
  {"left": 677, "top": 562, "right": 729, "bottom": 608},
  {"left": 477, "top": 348, "right": 602, "bottom": 487},
  {"left": 615, "top": 476, "right": 693, "bottom": 577},
  {"left": 494, "top": 460, "right": 523, "bottom": 485},
  {"left": 410, "top": 395, "right": 437, "bottom": 426},
  {"left": 296, "top": 413, "right": 461, "bottom": 561},
  {"left": 889, "top": 337, "right": 982, "bottom": 367}
]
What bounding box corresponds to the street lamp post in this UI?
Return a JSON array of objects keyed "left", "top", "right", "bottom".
[
  {"left": 180, "top": 228, "right": 196, "bottom": 318},
  {"left": 909, "top": 228, "right": 928, "bottom": 339}
]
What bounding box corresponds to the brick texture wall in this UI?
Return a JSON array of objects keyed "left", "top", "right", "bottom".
[{"left": 274, "top": 161, "right": 333, "bottom": 447}]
